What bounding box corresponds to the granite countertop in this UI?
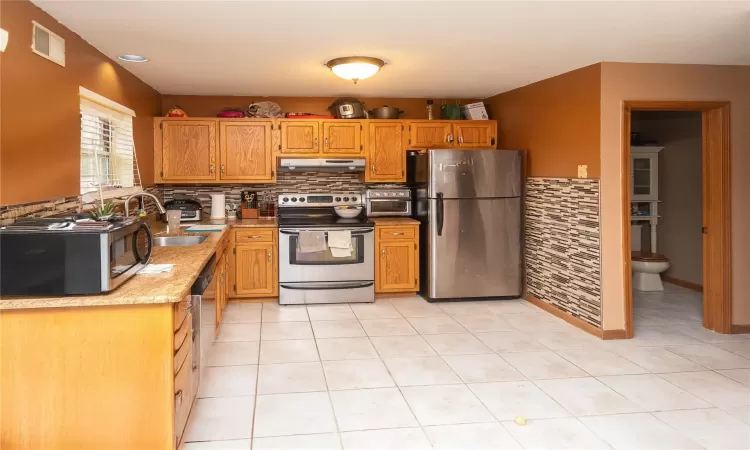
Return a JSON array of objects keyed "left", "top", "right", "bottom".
[
  {"left": 0, "top": 217, "right": 278, "bottom": 311},
  {"left": 370, "top": 217, "right": 420, "bottom": 225}
]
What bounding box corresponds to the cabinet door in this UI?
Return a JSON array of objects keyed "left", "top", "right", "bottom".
[
  {"left": 376, "top": 241, "right": 418, "bottom": 292},
  {"left": 162, "top": 120, "right": 217, "bottom": 181},
  {"left": 279, "top": 120, "right": 320, "bottom": 154},
  {"left": 408, "top": 121, "right": 452, "bottom": 149},
  {"left": 220, "top": 121, "right": 274, "bottom": 182},
  {"left": 234, "top": 243, "right": 277, "bottom": 296},
  {"left": 453, "top": 122, "right": 496, "bottom": 148},
  {"left": 367, "top": 122, "right": 405, "bottom": 182},
  {"left": 322, "top": 121, "right": 363, "bottom": 155},
  {"left": 631, "top": 153, "right": 658, "bottom": 200}
]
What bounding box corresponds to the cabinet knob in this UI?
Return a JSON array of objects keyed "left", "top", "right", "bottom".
[
  {"left": 175, "top": 389, "right": 183, "bottom": 406},
  {"left": 381, "top": 249, "right": 385, "bottom": 257},
  {"left": 220, "top": 164, "right": 225, "bottom": 173},
  {"left": 268, "top": 251, "right": 272, "bottom": 262},
  {"left": 391, "top": 232, "right": 404, "bottom": 236},
  {"left": 324, "top": 137, "right": 329, "bottom": 147},
  {"left": 314, "top": 137, "right": 319, "bottom": 147},
  {"left": 371, "top": 164, "right": 375, "bottom": 174},
  {"left": 210, "top": 164, "right": 215, "bottom": 174},
  {"left": 458, "top": 136, "right": 463, "bottom": 144}
]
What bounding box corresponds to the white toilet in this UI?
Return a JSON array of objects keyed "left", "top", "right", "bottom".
[{"left": 631, "top": 224, "right": 670, "bottom": 291}]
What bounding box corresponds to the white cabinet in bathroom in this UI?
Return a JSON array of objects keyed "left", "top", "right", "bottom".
[{"left": 631, "top": 146, "right": 663, "bottom": 201}]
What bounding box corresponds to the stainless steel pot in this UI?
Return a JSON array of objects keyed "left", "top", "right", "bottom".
[
  {"left": 370, "top": 106, "right": 403, "bottom": 119},
  {"left": 328, "top": 97, "right": 368, "bottom": 119}
]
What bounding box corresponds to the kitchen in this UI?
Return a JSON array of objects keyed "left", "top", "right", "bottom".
[{"left": 2, "top": 1, "right": 750, "bottom": 450}]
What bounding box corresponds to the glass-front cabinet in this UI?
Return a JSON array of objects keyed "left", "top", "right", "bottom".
[{"left": 631, "top": 146, "right": 663, "bottom": 201}]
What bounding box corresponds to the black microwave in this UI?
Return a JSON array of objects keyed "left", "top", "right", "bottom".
[{"left": 0, "top": 219, "right": 152, "bottom": 296}]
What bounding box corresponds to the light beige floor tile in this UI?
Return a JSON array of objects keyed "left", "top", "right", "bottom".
[
  {"left": 225, "top": 302, "right": 262, "bottom": 310},
  {"left": 659, "top": 371, "right": 750, "bottom": 407},
  {"left": 486, "top": 300, "right": 539, "bottom": 315},
  {"left": 438, "top": 301, "right": 495, "bottom": 316},
  {"left": 370, "top": 336, "right": 437, "bottom": 357},
  {"left": 504, "top": 313, "right": 570, "bottom": 331},
  {"left": 216, "top": 323, "right": 261, "bottom": 342},
  {"left": 534, "top": 377, "right": 642, "bottom": 416},
  {"left": 260, "top": 321, "right": 313, "bottom": 340},
  {"left": 442, "top": 354, "right": 526, "bottom": 383},
  {"left": 359, "top": 318, "right": 417, "bottom": 336},
  {"left": 653, "top": 408, "right": 750, "bottom": 450},
  {"left": 468, "top": 381, "right": 570, "bottom": 420},
  {"left": 340, "top": 428, "right": 431, "bottom": 450},
  {"left": 666, "top": 344, "right": 750, "bottom": 370},
  {"left": 715, "top": 342, "right": 750, "bottom": 359},
  {"left": 631, "top": 326, "right": 703, "bottom": 346},
  {"left": 598, "top": 374, "right": 711, "bottom": 411},
  {"left": 474, "top": 331, "right": 550, "bottom": 353},
  {"left": 383, "top": 356, "right": 462, "bottom": 386},
  {"left": 533, "top": 330, "right": 607, "bottom": 350},
  {"left": 311, "top": 320, "right": 366, "bottom": 339},
  {"left": 579, "top": 413, "right": 703, "bottom": 450},
  {"left": 407, "top": 316, "right": 467, "bottom": 334},
  {"left": 184, "top": 396, "right": 255, "bottom": 442},
  {"left": 668, "top": 323, "right": 750, "bottom": 343},
  {"left": 723, "top": 406, "right": 750, "bottom": 424},
  {"left": 257, "top": 362, "right": 327, "bottom": 395},
  {"left": 423, "top": 333, "right": 492, "bottom": 355},
  {"left": 614, "top": 346, "right": 706, "bottom": 373},
  {"left": 556, "top": 349, "right": 648, "bottom": 376},
  {"left": 501, "top": 417, "right": 610, "bottom": 449},
  {"left": 499, "top": 351, "right": 588, "bottom": 379},
  {"left": 401, "top": 384, "right": 495, "bottom": 426},
  {"left": 259, "top": 339, "right": 319, "bottom": 364},
  {"left": 424, "top": 422, "right": 522, "bottom": 450},
  {"left": 329, "top": 387, "right": 417, "bottom": 431},
  {"left": 316, "top": 337, "right": 379, "bottom": 360},
  {"left": 182, "top": 440, "right": 251, "bottom": 450},
  {"left": 261, "top": 304, "right": 309, "bottom": 322},
  {"left": 253, "top": 392, "right": 337, "bottom": 438},
  {"left": 221, "top": 305, "right": 262, "bottom": 323},
  {"left": 718, "top": 368, "right": 750, "bottom": 386},
  {"left": 306, "top": 304, "right": 356, "bottom": 321},
  {"left": 198, "top": 365, "right": 258, "bottom": 398},
  {"left": 389, "top": 298, "right": 447, "bottom": 318},
  {"left": 253, "top": 433, "right": 341, "bottom": 450},
  {"left": 207, "top": 341, "right": 259, "bottom": 366},
  {"left": 322, "top": 359, "right": 395, "bottom": 390},
  {"left": 453, "top": 315, "right": 517, "bottom": 333},
  {"left": 350, "top": 300, "right": 402, "bottom": 319}
]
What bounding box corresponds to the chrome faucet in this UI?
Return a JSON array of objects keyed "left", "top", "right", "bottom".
[{"left": 124, "top": 193, "right": 167, "bottom": 217}]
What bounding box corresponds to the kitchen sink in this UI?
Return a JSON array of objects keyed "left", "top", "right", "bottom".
[{"left": 152, "top": 235, "right": 207, "bottom": 247}]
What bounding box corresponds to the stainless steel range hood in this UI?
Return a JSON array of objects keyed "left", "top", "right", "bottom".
[{"left": 278, "top": 158, "right": 366, "bottom": 172}]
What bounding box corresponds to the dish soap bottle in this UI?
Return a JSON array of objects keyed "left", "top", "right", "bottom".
[{"left": 426, "top": 100, "right": 434, "bottom": 120}]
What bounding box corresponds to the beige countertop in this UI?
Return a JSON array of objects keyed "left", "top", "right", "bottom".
[
  {"left": 370, "top": 217, "right": 420, "bottom": 225},
  {"left": 0, "top": 217, "right": 278, "bottom": 311}
]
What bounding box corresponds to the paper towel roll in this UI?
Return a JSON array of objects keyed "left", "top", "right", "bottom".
[{"left": 210, "top": 194, "right": 226, "bottom": 219}]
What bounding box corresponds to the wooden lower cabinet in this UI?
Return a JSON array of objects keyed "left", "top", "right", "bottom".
[
  {"left": 374, "top": 221, "right": 420, "bottom": 293},
  {"left": 229, "top": 228, "right": 278, "bottom": 298}
]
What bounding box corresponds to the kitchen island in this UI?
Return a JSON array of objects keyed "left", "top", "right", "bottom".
[{"left": 0, "top": 217, "right": 277, "bottom": 450}]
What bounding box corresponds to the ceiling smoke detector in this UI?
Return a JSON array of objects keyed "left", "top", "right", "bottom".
[
  {"left": 326, "top": 56, "right": 385, "bottom": 84},
  {"left": 118, "top": 54, "right": 149, "bottom": 63}
]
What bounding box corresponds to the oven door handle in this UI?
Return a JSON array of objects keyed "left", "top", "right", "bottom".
[
  {"left": 280, "top": 229, "right": 374, "bottom": 235},
  {"left": 279, "top": 282, "right": 375, "bottom": 290}
]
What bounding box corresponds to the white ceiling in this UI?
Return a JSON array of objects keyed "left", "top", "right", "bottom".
[{"left": 33, "top": 0, "right": 750, "bottom": 98}]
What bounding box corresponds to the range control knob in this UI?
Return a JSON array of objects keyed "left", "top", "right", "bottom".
[
  {"left": 299, "top": 198, "right": 306, "bottom": 202},
  {"left": 374, "top": 192, "right": 382, "bottom": 197},
  {"left": 352, "top": 196, "right": 358, "bottom": 201},
  {"left": 343, "top": 197, "right": 350, "bottom": 201},
  {"left": 335, "top": 197, "right": 342, "bottom": 202},
  {"left": 291, "top": 197, "right": 297, "bottom": 202},
  {"left": 398, "top": 192, "right": 406, "bottom": 197},
  {"left": 282, "top": 197, "right": 289, "bottom": 202}
]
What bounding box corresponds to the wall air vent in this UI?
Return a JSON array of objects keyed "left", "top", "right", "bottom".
[{"left": 32, "top": 21, "right": 65, "bottom": 67}]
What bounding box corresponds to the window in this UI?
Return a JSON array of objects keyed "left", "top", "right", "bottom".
[{"left": 79, "top": 87, "right": 141, "bottom": 201}]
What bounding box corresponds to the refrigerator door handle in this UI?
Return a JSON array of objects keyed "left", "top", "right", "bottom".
[{"left": 436, "top": 192, "right": 444, "bottom": 236}]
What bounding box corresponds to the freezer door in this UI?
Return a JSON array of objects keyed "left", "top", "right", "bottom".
[
  {"left": 428, "top": 149, "right": 522, "bottom": 199},
  {"left": 427, "top": 198, "right": 522, "bottom": 299}
]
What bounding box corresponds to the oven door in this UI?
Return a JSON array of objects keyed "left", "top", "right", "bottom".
[
  {"left": 279, "top": 228, "right": 374, "bottom": 282},
  {"left": 366, "top": 199, "right": 412, "bottom": 217}
]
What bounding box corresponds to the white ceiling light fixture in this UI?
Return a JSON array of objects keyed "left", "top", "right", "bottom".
[
  {"left": 326, "top": 56, "right": 384, "bottom": 84},
  {"left": 118, "top": 54, "right": 148, "bottom": 62},
  {"left": 0, "top": 28, "right": 8, "bottom": 52}
]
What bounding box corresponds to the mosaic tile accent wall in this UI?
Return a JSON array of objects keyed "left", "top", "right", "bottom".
[{"left": 525, "top": 177, "right": 602, "bottom": 327}]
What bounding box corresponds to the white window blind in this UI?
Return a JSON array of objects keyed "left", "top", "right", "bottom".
[{"left": 79, "top": 89, "right": 142, "bottom": 201}]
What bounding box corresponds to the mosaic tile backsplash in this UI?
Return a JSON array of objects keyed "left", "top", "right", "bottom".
[{"left": 525, "top": 177, "right": 602, "bottom": 328}]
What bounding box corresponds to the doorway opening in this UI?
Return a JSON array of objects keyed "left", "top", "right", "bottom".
[{"left": 622, "top": 102, "right": 731, "bottom": 338}]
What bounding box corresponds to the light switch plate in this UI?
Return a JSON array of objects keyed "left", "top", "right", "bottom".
[{"left": 578, "top": 165, "right": 588, "bottom": 178}]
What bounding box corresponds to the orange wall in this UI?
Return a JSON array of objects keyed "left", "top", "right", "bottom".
[
  {"left": 599, "top": 63, "right": 750, "bottom": 328},
  {"left": 162, "top": 95, "right": 479, "bottom": 119},
  {"left": 0, "top": 0, "right": 161, "bottom": 206},
  {"left": 485, "top": 64, "right": 601, "bottom": 177}
]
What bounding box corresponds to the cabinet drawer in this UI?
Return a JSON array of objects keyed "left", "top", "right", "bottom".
[
  {"left": 174, "top": 347, "right": 193, "bottom": 447},
  {"left": 174, "top": 313, "right": 192, "bottom": 372},
  {"left": 173, "top": 296, "right": 192, "bottom": 331},
  {"left": 378, "top": 226, "right": 416, "bottom": 241},
  {"left": 235, "top": 228, "right": 275, "bottom": 243}
]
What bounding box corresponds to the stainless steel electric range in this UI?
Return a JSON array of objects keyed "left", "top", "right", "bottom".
[{"left": 277, "top": 193, "right": 375, "bottom": 305}]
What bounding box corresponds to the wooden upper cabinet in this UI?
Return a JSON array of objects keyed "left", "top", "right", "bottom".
[
  {"left": 161, "top": 120, "right": 217, "bottom": 181},
  {"left": 279, "top": 120, "right": 319, "bottom": 154},
  {"left": 367, "top": 122, "right": 405, "bottom": 182},
  {"left": 377, "top": 240, "right": 418, "bottom": 292},
  {"left": 234, "top": 242, "right": 277, "bottom": 297},
  {"left": 219, "top": 121, "right": 274, "bottom": 182},
  {"left": 408, "top": 121, "right": 452, "bottom": 149},
  {"left": 454, "top": 121, "right": 496, "bottom": 148},
  {"left": 322, "top": 121, "right": 363, "bottom": 155}
]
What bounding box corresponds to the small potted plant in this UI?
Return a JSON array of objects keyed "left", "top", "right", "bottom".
[{"left": 91, "top": 202, "right": 116, "bottom": 221}]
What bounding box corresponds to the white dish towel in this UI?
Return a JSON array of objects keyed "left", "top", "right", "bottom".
[
  {"left": 298, "top": 231, "right": 326, "bottom": 253},
  {"left": 327, "top": 230, "right": 353, "bottom": 258}
]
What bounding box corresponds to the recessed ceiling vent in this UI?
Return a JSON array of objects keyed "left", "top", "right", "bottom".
[{"left": 32, "top": 21, "right": 65, "bottom": 67}]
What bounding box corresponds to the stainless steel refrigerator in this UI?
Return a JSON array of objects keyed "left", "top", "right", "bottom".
[{"left": 410, "top": 149, "right": 523, "bottom": 301}]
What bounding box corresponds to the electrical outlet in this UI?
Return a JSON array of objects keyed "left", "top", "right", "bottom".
[{"left": 578, "top": 165, "right": 588, "bottom": 178}]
